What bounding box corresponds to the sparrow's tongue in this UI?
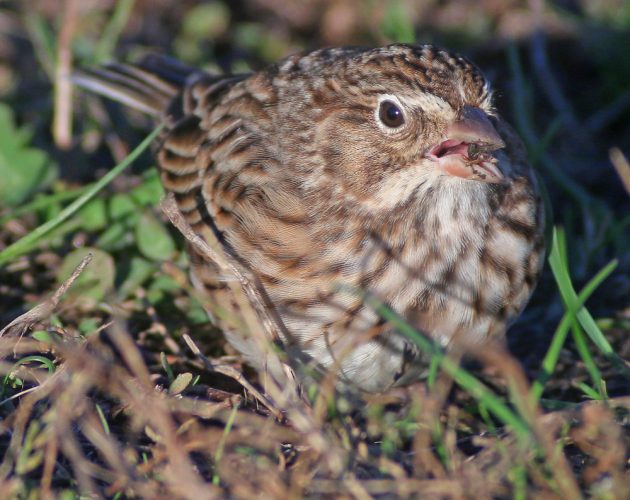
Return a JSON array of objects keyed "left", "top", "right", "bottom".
[
  {"left": 430, "top": 139, "right": 469, "bottom": 158},
  {"left": 429, "top": 139, "right": 505, "bottom": 183}
]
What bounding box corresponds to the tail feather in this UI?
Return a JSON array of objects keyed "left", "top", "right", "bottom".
[{"left": 72, "top": 54, "right": 197, "bottom": 115}]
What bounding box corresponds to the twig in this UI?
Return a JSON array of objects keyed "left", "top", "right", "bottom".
[{"left": 0, "top": 253, "right": 93, "bottom": 339}]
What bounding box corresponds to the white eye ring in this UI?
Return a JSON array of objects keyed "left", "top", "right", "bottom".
[{"left": 375, "top": 94, "right": 407, "bottom": 133}]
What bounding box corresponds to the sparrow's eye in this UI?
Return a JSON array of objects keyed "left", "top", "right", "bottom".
[{"left": 378, "top": 100, "right": 405, "bottom": 128}]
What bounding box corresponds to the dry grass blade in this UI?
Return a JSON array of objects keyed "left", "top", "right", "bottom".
[
  {"left": 102, "top": 322, "right": 222, "bottom": 499},
  {"left": 0, "top": 321, "right": 227, "bottom": 498},
  {"left": 473, "top": 344, "right": 582, "bottom": 498},
  {"left": 0, "top": 252, "right": 93, "bottom": 338},
  {"left": 609, "top": 147, "right": 630, "bottom": 195},
  {"left": 182, "top": 333, "right": 283, "bottom": 420},
  {"left": 53, "top": 0, "right": 78, "bottom": 149}
]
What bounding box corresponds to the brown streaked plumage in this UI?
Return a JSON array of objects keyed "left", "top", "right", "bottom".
[{"left": 75, "top": 45, "right": 545, "bottom": 393}]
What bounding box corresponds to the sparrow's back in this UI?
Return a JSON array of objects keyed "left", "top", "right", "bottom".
[{"left": 76, "top": 54, "right": 330, "bottom": 390}]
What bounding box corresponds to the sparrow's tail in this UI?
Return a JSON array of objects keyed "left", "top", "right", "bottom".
[{"left": 72, "top": 54, "right": 197, "bottom": 116}]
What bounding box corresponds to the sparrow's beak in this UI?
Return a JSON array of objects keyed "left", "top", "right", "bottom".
[
  {"left": 447, "top": 105, "right": 505, "bottom": 150},
  {"left": 428, "top": 105, "right": 506, "bottom": 184}
]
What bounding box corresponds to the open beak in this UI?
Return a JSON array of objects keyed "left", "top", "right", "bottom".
[{"left": 428, "top": 105, "right": 506, "bottom": 183}]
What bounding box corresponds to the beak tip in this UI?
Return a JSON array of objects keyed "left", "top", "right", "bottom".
[{"left": 451, "top": 106, "right": 505, "bottom": 149}]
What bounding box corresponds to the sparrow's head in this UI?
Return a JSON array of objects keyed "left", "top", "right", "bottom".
[{"left": 278, "top": 44, "right": 522, "bottom": 211}]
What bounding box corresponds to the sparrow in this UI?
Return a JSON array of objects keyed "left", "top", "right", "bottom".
[{"left": 74, "top": 44, "right": 545, "bottom": 393}]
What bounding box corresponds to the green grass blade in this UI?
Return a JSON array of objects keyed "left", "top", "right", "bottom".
[
  {"left": 212, "top": 402, "right": 239, "bottom": 486},
  {"left": 22, "top": 11, "right": 56, "bottom": 79},
  {"left": 0, "top": 125, "right": 162, "bottom": 267},
  {"left": 360, "top": 293, "right": 531, "bottom": 440},
  {"left": 571, "top": 324, "right": 604, "bottom": 399},
  {"left": 548, "top": 228, "right": 628, "bottom": 379},
  {"left": 94, "top": 0, "right": 137, "bottom": 62},
  {"left": 0, "top": 185, "right": 91, "bottom": 226},
  {"left": 531, "top": 227, "right": 622, "bottom": 400},
  {"left": 95, "top": 403, "right": 111, "bottom": 435},
  {"left": 575, "top": 382, "right": 601, "bottom": 401}
]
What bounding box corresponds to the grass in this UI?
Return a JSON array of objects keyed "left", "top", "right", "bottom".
[
  {"left": 0, "top": 125, "right": 162, "bottom": 266},
  {"left": 531, "top": 231, "right": 620, "bottom": 401},
  {"left": 362, "top": 290, "right": 531, "bottom": 441},
  {"left": 0, "top": 1, "right": 629, "bottom": 498}
]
